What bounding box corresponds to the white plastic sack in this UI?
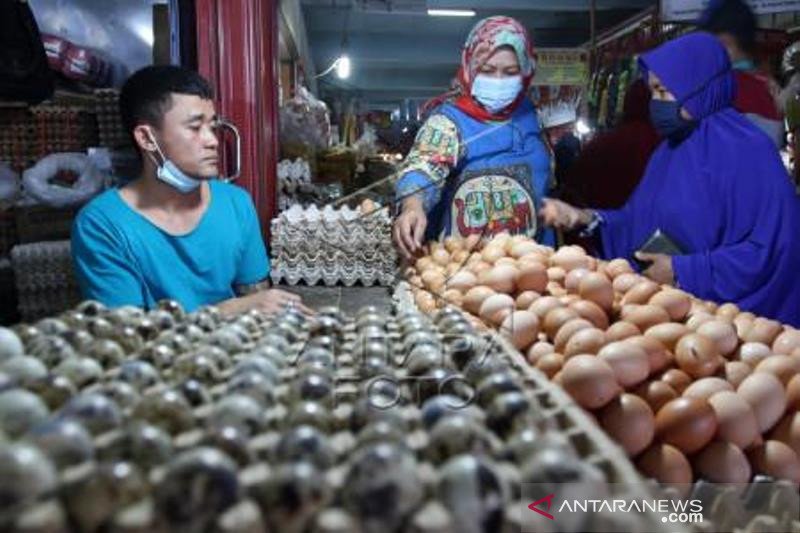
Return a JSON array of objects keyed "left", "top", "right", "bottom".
[
  {"left": 0, "top": 163, "right": 20, "bottom": 205},
  {"left": 22, "top": 153, "right": 104, "bottom": 208}
]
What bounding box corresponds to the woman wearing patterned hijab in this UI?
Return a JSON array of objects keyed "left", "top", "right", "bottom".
[{"left": 393, "top": 16, "right": 554, "bottom": 259}]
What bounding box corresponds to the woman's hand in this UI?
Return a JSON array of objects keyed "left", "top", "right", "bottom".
[
  {"left": 635, "top": 252, "right": 675, "bottom": 285},
  {"left": 540, "top": 198, "right": 593, "bottom": 231},
  {"left": 393, "top": 196, "right": 428, "bottom": 260}
]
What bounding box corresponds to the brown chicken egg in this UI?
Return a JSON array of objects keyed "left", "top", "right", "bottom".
[
  {"left": 621, "top": 305, "right": 671, "bottom": 332},
  {"left": 480, "top": 264, "right": 519, "bottom": 294},
  {"left": 655, "top": 397, "right": 718, "bottom": 454},
  {"left": 605, "top": 321, "right": 641, "bottom": 342},
  {"left": 661, "top": 369, "right": 692, "bottom": 394},
  {"left": 634, "top": 380, "right": 679, "bottom": 413},
  {"left": 536, "top": 352, "right": 564, "bottom": 379},
  {"left": 683, "top": 378, "right": 733, "bottom": 401},
  {"left": 550, "top": 246, "right": 590, "bottom": 271},
  {"left": 515, "top": 291, "right": 540, "bottom": 310},
  {"left": 564, "top": 328, "right": 607, "bottom": 358},
  {"left": 786, "top": 374, "right": 800, "bottom": 411},
  {"left": 770, "top": 412, "right": 800, "bottom": 457},
  {"left": 559, "top": 294, "right": 581, "bottom": 306},
  {"left": 715, "top": 302, "right": 740, "bottom": 321},
  {"left": 724, "top": 362, "right": 752, "bottom": 389},
  {"left": 579, "top": 273, "right": 614, "bottom": 312},
  {"left": 708, "top": 390, "right": 761, "bottom": 450},
  {"left": 536, "top": 352, "right": 565, "bottom": 379},
  {"left": 737, "top": 342, "right": 772, "bottom": 368},
  {"left": 686, "top": 312, "right": 716, "bottom": 332},
  {"left": 500, "top": 311, "right": 540, "bottom": 351},
  {"left": 569, "top": 300, "right": 609, "bottom": 330},
  {"left": 600, "top": 393, "right": 655, "bottom": 456},
  {"left": 416, "top": 256, "right": 435, "bottom": 272},
  {"left": 675, "top": 333, "right": 723, "bottom": 379},
  {"left": 451, "top": 249, "right": 470, "bottom": 264},
  {"left": 636, "top": 444, "right": 693, "bottom": 488},
  {"left": 542, "top": 307, "right": 579, "bottom": 339},
  {"left": 510, "top": 240, "right": 540, "bottom": 259},
  {"left": 463, "top": 286, "right": 496, "bottom": 315},
  {"left": 743, "top": 318, "right": 783, "bottom": 346},
  {"left": 697, "top": 320, "right": 739, "bottom": 357},
  {"left": 546, "top": 282, "right": 567, "bottom": 297},
  {"left": 737, "top": 372, "right": 787, "bottom": 433},
  {"left": 443, "top": 236, "right": 464, "bottom": 253},
  {"left": 605, "top": 258, "right": 634, "bottom": 279},
  {"left": 733, "top": 312, "right": 756, "bottom": 338},
  {"left": 431, "top": 248, "right": 450, "bottom": 267},
  {"left": 516, "top": 262, "right": 548, "bottom": 293},
  {"left": 598, "top": 341, "right": 650, "bottom": 388},
  {"left": 479, "top": 294, "right": 516, "bottom": 325},
  {"left": 415, "top": 291, "right": 437, "bottom": 314},
  {"left": 755, "top": 355, "right": 800, "bottom": 385},
  {"left": 481, "top": 245, "right": 506, "bottom": 264},
  {"left": 564, "top": 268, "right": 591, "bottom": 293},
  {"left": 748, "top": 440, "right": 800, "bottom": 486},
  {"left": 694, "top": 441, "right": 752, "bottom": 484},
  {"left": 621, "top": 280, "right": 661, "bottom": 306},
  {"left": 612, "top": 273, "right": 642, "bottom": 294},
  {"left": 463, "top": 233, "right": 481, "bottom": 251},
  {"left": 644, "top": 323, "right": 690, "bottom": 352},
  {"left": 773, "top": 328, "right": 800, "bottom": 355},
  {"left": 528, "top": 296, "right": 563, "bottom": 320},
  {"left": 442, "top": 289, "right": 463, "bottom": 307},
  {"left": 553, "top": 319, "right": 593, "bottom": 353},
  {"left": 649, "top": 289, "right": 692, "bottom": 322},
  {"left": 495, "top": 257, "right": 518, "bottom": 268},
  {"left": 527, "top": 341, "right": 554, "bottom": 366},
  {"left": 627, "top": 335, "right": 671, "bottom": 375},
  {"left": 445, "top": 270, "right": 477, "bottom": 293},
  {"left": 546, "top": 267, "right": 566, "bottom": 284},
  {"left": 469, "top": 261, "right": 492, "bottom": 277},
  {"left": 560, "top": 355, "right": 621, "bottom": 409}
]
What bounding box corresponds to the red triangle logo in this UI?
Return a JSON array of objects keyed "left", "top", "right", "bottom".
[{"left": 528, "top": 494, "right": 555, "bottom": 520}]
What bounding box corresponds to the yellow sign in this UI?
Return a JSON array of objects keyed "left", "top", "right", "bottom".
[{"left": 533, "top": 48, "right": 589, "bottom": 86}]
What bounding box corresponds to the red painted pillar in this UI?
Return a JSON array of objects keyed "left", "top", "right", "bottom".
[{"left": 194, "top": 0, "right": 279, "bottom": 240}]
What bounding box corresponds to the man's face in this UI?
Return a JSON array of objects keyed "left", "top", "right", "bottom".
[{"left": 145, "top": 94, "right": 219, "bottom": 179}]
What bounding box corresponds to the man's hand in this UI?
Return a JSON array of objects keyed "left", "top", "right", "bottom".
[
  {"left": 220, "top": 288, "right": 314, "bottom": 316},
  {"left": 635, "top": 252, "right": 675, "bottom": 285},
  {"left": 393, "top": 196, "right": 428, "bottom": 260},
  {"left": 540, "top": 198, "right": 593, "bottom": 231}
]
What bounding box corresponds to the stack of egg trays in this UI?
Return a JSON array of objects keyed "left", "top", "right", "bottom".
[
  {"left": 4, "top": 301, "right": 665, "bottom": 533},
  {"left": 269, "top": 208, "right": 397, "bottom": 287},
  {"left": 394, "top": 283, "right": 800, "bottom": 533},
  {"left": 10, "top": 240, "right": 81, "bottom": 321},
  {"left": 94, "top": 89, "right": 130, "bottom": 149}
]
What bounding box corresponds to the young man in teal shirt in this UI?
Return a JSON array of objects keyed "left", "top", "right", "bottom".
[{"left": 72, "top": 66, "right": 309, "bottom": 314}]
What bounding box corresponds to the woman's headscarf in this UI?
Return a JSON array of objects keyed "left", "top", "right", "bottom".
[
  {"left": 598, "top": 32, "right": 800, "bottom": 324},
  {"left": 423, "top": 16, "right": 536, "bottom": 121}
]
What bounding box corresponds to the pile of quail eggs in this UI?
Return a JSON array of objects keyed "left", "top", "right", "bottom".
[{"left": 0, "top": 299, "right": 662, "bottom": 533}]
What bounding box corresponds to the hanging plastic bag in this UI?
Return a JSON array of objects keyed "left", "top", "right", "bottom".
[{"left": 22, "top": 153, "right": 104, "bottom": 208}]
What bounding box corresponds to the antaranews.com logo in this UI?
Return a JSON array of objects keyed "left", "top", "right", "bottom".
[{"left": 522, "top": 484, "right": 704, "bottom": 533}]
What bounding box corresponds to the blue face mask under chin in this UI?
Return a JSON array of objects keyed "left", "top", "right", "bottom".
[
  {"left": 146, "top": 131, "right": 203, "bottom": 193},
  {"left": 649, "top": 100, "right": 697, "bottom": 145},
  {"left": 471, "top": 74, "right": 523, "bottom": 114}
]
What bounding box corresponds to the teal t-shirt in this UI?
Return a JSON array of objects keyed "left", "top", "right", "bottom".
[{"left": 71, "top": 180, "right": 269, "bottom": 312}]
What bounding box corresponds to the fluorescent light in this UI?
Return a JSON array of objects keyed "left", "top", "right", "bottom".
[
  {"left": 427, "top": 8, "right": 476, "bottom": 17},
  {"left": 336, "top": 55, "right": 351, "bottom": 79}
]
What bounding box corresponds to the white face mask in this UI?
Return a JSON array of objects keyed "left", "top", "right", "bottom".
[
  {"left": 471, "top": 74, "right": 523, "bottom": 113},
  {"left": 145, "top": 129, "right": 202, "bottom": 194}
]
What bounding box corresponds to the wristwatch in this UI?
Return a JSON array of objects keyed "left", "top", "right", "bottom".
[{"left": 578, "top": 210, "right": 604, "bottom": 237}]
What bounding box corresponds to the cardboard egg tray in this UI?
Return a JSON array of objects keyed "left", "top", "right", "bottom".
[
  {"left": 93, "top": 89, "right": 130, "bottom": 149},
  {"left": 10, "top": 240, "right": 81, "bottom": 321},
  {"left": 270, "top": 204, "right": 397, "bottom": 287}
]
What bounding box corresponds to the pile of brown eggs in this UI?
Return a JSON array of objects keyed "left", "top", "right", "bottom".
[{"left": 406, "top": 233, "right": 800, "bottom": 489}]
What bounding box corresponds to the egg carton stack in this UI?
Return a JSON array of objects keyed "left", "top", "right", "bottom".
[
  {"left": 94, "top": 89, "right": 130, "bottom": 149},
  {"left": 277, "top": 158, "right": 311, "bottom": 212},
  {"left": 0, "top": 106, "right": 34, "bottom": 172},
  {"left": 270, "top": 203, "right": 397, "bottom": 286},
  {"left": 0, "top": 297, "right": 685, "bottom": 533},
  {"left": 29, "top": 104, "right": 99, "bottom": 157},
  {"left": 10, "top": 240, "right": 81, "bottom": 321}
]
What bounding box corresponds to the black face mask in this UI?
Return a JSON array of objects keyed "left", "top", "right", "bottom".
[{"left": 649, "top": 100, "right": 697, "bottom": 145}]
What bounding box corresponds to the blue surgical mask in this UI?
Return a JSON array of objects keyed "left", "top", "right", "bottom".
[
  {"left": 146, "top": 130, "right": 202, "bottom": 193},
  {"left": 471, "top": 74, "right": 523, "bottom": 114},
  {"left": 649, "top": 100, "right": 697, "bottom": 144}
]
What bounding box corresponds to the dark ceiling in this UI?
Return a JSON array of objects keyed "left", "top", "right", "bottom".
[{"left": 302, "top": 0, "right": 657, "bottom": 110}]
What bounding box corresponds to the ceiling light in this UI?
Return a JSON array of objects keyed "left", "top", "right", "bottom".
[
  {"left": 336, "top": 55, "right": 351, "bottom": 79},
  {"left": 427, "top": 8, "right": 476, "bottom": 17}
]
